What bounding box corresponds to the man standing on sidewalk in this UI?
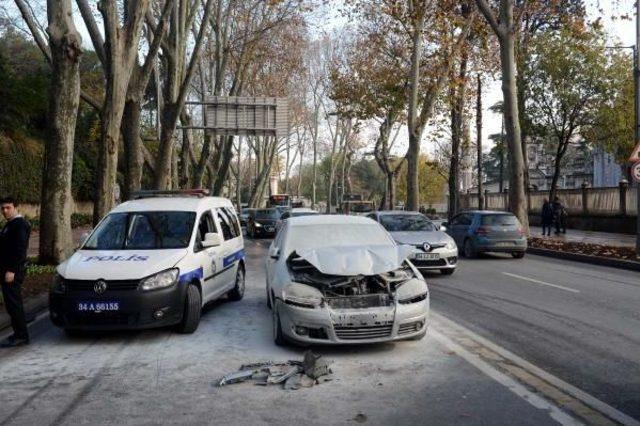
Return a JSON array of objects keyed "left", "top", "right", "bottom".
[{"left": 0, "top": 197, "right": 31, "bottom": 347}]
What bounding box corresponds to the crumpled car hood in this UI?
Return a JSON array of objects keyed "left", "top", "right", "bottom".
[{"left": 295, "top": 245, "right": 415, "bottom": 276}]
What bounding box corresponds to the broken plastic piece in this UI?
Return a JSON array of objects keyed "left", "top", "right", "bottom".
[{"left": 218, "top": 369, "right": 254, "bottom": 386}]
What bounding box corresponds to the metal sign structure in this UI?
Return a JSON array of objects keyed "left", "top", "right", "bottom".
[
  {"left": 632, "top": 161, "right": 640, "bottom": 183},
  {"left": 180, "top": 96, "right": 289, "bottom": 138}
]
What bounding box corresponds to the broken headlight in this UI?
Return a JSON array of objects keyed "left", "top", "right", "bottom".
[
  {"left": 141, "top": 268, "right": 179, "bottom": 291},
  {"left": 51, "top": 273, "right": 66, "bottom": 294},
  {"left": 396, "top": 278, "right": 428, "bottom": 304},
  {"left": 283, "top": 283, "right": 323, "bottom": 308}
]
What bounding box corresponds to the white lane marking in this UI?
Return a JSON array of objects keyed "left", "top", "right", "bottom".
[
  {"left": 432, "top": 312, "right": 640, "bottom": 426},
  {"left": 502, "top": 272, "right": 580, "bottom": 294},
  {"left": 430, "top": 328, "right": 582, "bottom": 426}
]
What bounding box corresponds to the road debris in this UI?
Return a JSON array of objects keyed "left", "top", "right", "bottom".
[{"left": 217, "top": 350, "right": 333, "bottom": 390}]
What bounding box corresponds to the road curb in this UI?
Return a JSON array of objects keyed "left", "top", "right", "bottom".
[
  {"left": 527, "top": 247, "right": 640, "bottom": 272},
  {"left": 0, "top": 293, "right": 49, "bottom": 332}
]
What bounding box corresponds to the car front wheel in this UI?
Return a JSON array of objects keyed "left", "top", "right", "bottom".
[
  {"left": 177, "top": 284, "right": 201, "bottom": 334},
  {"left": 463, "top": 239, "right": 476, "bottom": 258}
]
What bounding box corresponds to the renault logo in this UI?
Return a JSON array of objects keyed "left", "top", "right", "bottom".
[
  {"left": 94, "top": 280, "right": 107, "bottom": 294},
  {"left": 422, "top": 242, "right": 431, "bottom": 252}
]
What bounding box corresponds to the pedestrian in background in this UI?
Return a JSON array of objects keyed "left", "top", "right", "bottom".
[
  {"left": 552, "top": 197, "right": 567, "bottom": 235},
  {"left": 541, "top": 198, "right": 553, "bottom": 236},
  {"left": 0, "top": 196, "right": 31, "bottom": 347}
]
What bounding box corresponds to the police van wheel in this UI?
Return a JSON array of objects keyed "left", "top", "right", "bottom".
[
  {"left": 177, "top": 284, "right": 201, "bottom": 334},
  {"left": 228, "top": 266, "right": 245, "bottom": 301}
]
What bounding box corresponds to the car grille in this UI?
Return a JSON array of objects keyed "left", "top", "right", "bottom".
[
  {"left": 326, "top": 294, "right": 392, "bottom": 309},
  {"left": 411, "top": 259, "right": 447, "bottom": 267},
  {"left": 398, "top": 321, "right": 423, "bottom": 335},
  {"left": 64, "top": 279, "right": 140, "bottom": 292},
  {"left": 334, "top": 323, "right": 393, "bottom": 340}
]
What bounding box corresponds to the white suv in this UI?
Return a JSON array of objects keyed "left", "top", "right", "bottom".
[{"left": 50, "top": 190, "right": 245, "bottom": 334}]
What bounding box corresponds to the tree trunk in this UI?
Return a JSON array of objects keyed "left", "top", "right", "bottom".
[
  {"left": 406, "top": 131, "right": 421, "bottom": 211},
  {"left": 499, "top": 118, "right": 505, "bottom": 192},
  {"left": 476, "top": 75, "right": 484, "bottom": 210},
  {"left": 193, "top": 133, "right": 213, "bottom": 188},
  {"left": 387, "top": 172, "right": 396, "bottom": 210},
  {"left": 39, "top": 0, "right": 82, "bottom": 264},
  {"left": 212, "top": 136, "right": 235, "bottom": 195},
  {"left": 499, "top": 28, "right": 529, "bottom": 231},
  {"left": 448, "top": 55, "right": 468, "bottom": 220},
  {"left": 122, "top": 100, "right": 143, "bottom": 200}
]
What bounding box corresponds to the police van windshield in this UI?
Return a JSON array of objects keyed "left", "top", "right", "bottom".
[{"left": 84, "top": 211, "right": 196, "bottom": 250}]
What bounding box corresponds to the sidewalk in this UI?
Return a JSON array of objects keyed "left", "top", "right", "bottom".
[{"left": 530, "top": 226, "right": 636, "bottom": 248}]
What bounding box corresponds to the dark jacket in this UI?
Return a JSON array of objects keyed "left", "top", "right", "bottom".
[
  {"left": 0, "top": 216, "right": 31, "bottom": 273},
  {"left": 541, "top": 202, "right": 554, "bottom": 222},
  {"left": 552, "top": 202, "right": 566, "bottom": 220}
]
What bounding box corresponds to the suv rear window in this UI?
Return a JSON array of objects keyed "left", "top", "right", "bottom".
[{"left": 481, "top": 214, "right": 519, "bottom": 226}]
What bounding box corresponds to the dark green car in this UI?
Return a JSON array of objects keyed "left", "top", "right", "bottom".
[{"left": 444, "top": 211, "right": 527, "bottom": 259}]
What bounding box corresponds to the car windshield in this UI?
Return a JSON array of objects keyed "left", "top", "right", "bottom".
[
  {"left": 481, "top": 214, "right": 519, "bottom": 226},
  {"left": 256, "top": 209, "right": 279, "bottom": 219},
  {"left": 286, "top": 223, "right": 393, "bottom": 252},
  {"left": 83, "top": 211, "right": 196, "bottom": 250},
  {"left": 379, "top": 214, "right": 436, "bottom": 232}
]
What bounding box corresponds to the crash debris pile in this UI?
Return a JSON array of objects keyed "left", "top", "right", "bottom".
[{"left": 218, "top": 351, "right": 333, "bottom": 390}]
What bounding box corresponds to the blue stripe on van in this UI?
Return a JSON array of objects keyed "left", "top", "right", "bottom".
[
  {"left": 223, "top": 249, "right": 245, "bottom": 268},
  {"left": 179, "top": 267, "right": 203, "bottom": 283}
]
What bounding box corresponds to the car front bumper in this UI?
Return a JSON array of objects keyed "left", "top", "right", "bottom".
[
  {"left": 276, "top": 296, "right": 429, "bottom": 345},
  {"left": 408, "top": 248, "right": 458, "bottom": 270},
  {"left": 49, "top": 284, "right": 187, "bottom": 331}
]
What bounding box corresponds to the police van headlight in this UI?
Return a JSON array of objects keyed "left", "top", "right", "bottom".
[
  {"left": 141, "top": 269, "right": 179, "bottom": 291},
  {"left": 51, "top": 274, "right": 66, "bottom": 294}
]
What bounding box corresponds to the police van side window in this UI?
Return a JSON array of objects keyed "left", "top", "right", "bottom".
[
  {"left": 195, "top": 211, "right": 216, "bottom": 252},
  {"left": 216, "top": 209, "right": 235, "bottom": 241},
  {"left": 222, "top": 207, "right": 241, "bottom": 237}
]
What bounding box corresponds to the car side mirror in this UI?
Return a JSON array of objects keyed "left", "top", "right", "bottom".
[
  {"left": 202, "top": 232, "right": 222, "bottom": 248},
  {"left": 269, "top": 246, "right": 280, "bottom": 260}
]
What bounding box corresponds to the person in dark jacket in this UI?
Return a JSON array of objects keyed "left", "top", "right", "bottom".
[
  {"left": 0, "top": 196, "right": 31, "bottom": 347},
  {"left": 541, "top": 198, "right": 554, "bottom": 236},
  {"left": 552, "top": 197, "right": 567, "bottom": 235}
]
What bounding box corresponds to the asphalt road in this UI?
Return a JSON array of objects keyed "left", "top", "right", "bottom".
[
  {"left": 0, "top": 238, "right": 592, "bottom": 426},
  {"left": 427, "top": 252, "right": 640, "bottom": 420}
]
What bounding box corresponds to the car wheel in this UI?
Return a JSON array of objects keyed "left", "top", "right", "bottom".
[
  {"left": 512, "top": 252, "right": 525, "bottom": 259},
  {"left": 440, "top": 268, "right": 455, "bottom": 276},
  {"left": 272, "top": 302, "right": 286, "bottom": 346},
  {"left": 463, "top": 239, "right": 476, "bottom": 258},
  {"left": 177, "top": 284, "right": 201, "bottom": 334},
  {"left": 228, "top": 266, "right": 245, "bottom": 301}
]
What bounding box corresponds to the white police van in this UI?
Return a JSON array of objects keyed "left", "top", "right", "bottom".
[{"left": 50, "top": 190, "right": 245, "bottom": 334}]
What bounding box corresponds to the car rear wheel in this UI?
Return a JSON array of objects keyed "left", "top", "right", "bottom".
[
  {"left": 177, "top": 284, "right": 201, "bottom": 334},
  {"left": 463, "top": 239, "right": 476, "bottom": 258},
  {"left": 512, "top": 252, "right": 525, "bottom": 259},
  {"left": 440, "top": 268, "right": 455, "bottom": 275},
  {"left": 228, "top": 266, "right": 245, "bottom": 301},
  {"left": 272, "top": 302, "right": 286, "bottom": 346}
]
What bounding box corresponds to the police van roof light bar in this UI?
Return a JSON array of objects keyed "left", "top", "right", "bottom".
[{"left": 131, "top": 189, "right": 210, "bottom": 199}]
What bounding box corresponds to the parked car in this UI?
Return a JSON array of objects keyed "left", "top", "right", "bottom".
[
  {"left": 275, "top": 207, "right": 319, "bottom": 232},
  {"left": 444, "top": 211, "right": 527, "bottom": 259},
  {"left": 247, "top": 208, "right": 280, "bottom": 238},
  {"left": 265, "top": 215, "right": 429, "bottom": 346},
  {"left": 239, "top": 208, "right": 253, "bottom": 227},
  {"left": 369, "top": 211, "right": 457, "bottom": 275},
  {"left": 49, "top": 190, "right": 245, "bottom": 334}
]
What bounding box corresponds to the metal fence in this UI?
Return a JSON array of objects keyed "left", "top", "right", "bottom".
[{"left": 460, "top": 184, "right": 638, "bottom": 216}]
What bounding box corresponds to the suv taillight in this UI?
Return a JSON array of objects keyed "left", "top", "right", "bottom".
[{"left": 475, "top": 226, "right": 489, "bottom": 236}]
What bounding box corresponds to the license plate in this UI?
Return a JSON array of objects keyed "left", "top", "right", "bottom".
[
  {"left": 494, "top": 242, "right": 513, "bottom": 247},
  {"left": 78, "top": 302, "right": 120, "bottom": 312},
  {"left": 415, "top": 253, "right": 439, "bottom": 260}
]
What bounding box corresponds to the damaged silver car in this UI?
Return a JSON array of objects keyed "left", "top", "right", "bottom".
[{"left": 265, "top": 215, "right": 429, "bottom": 346}]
